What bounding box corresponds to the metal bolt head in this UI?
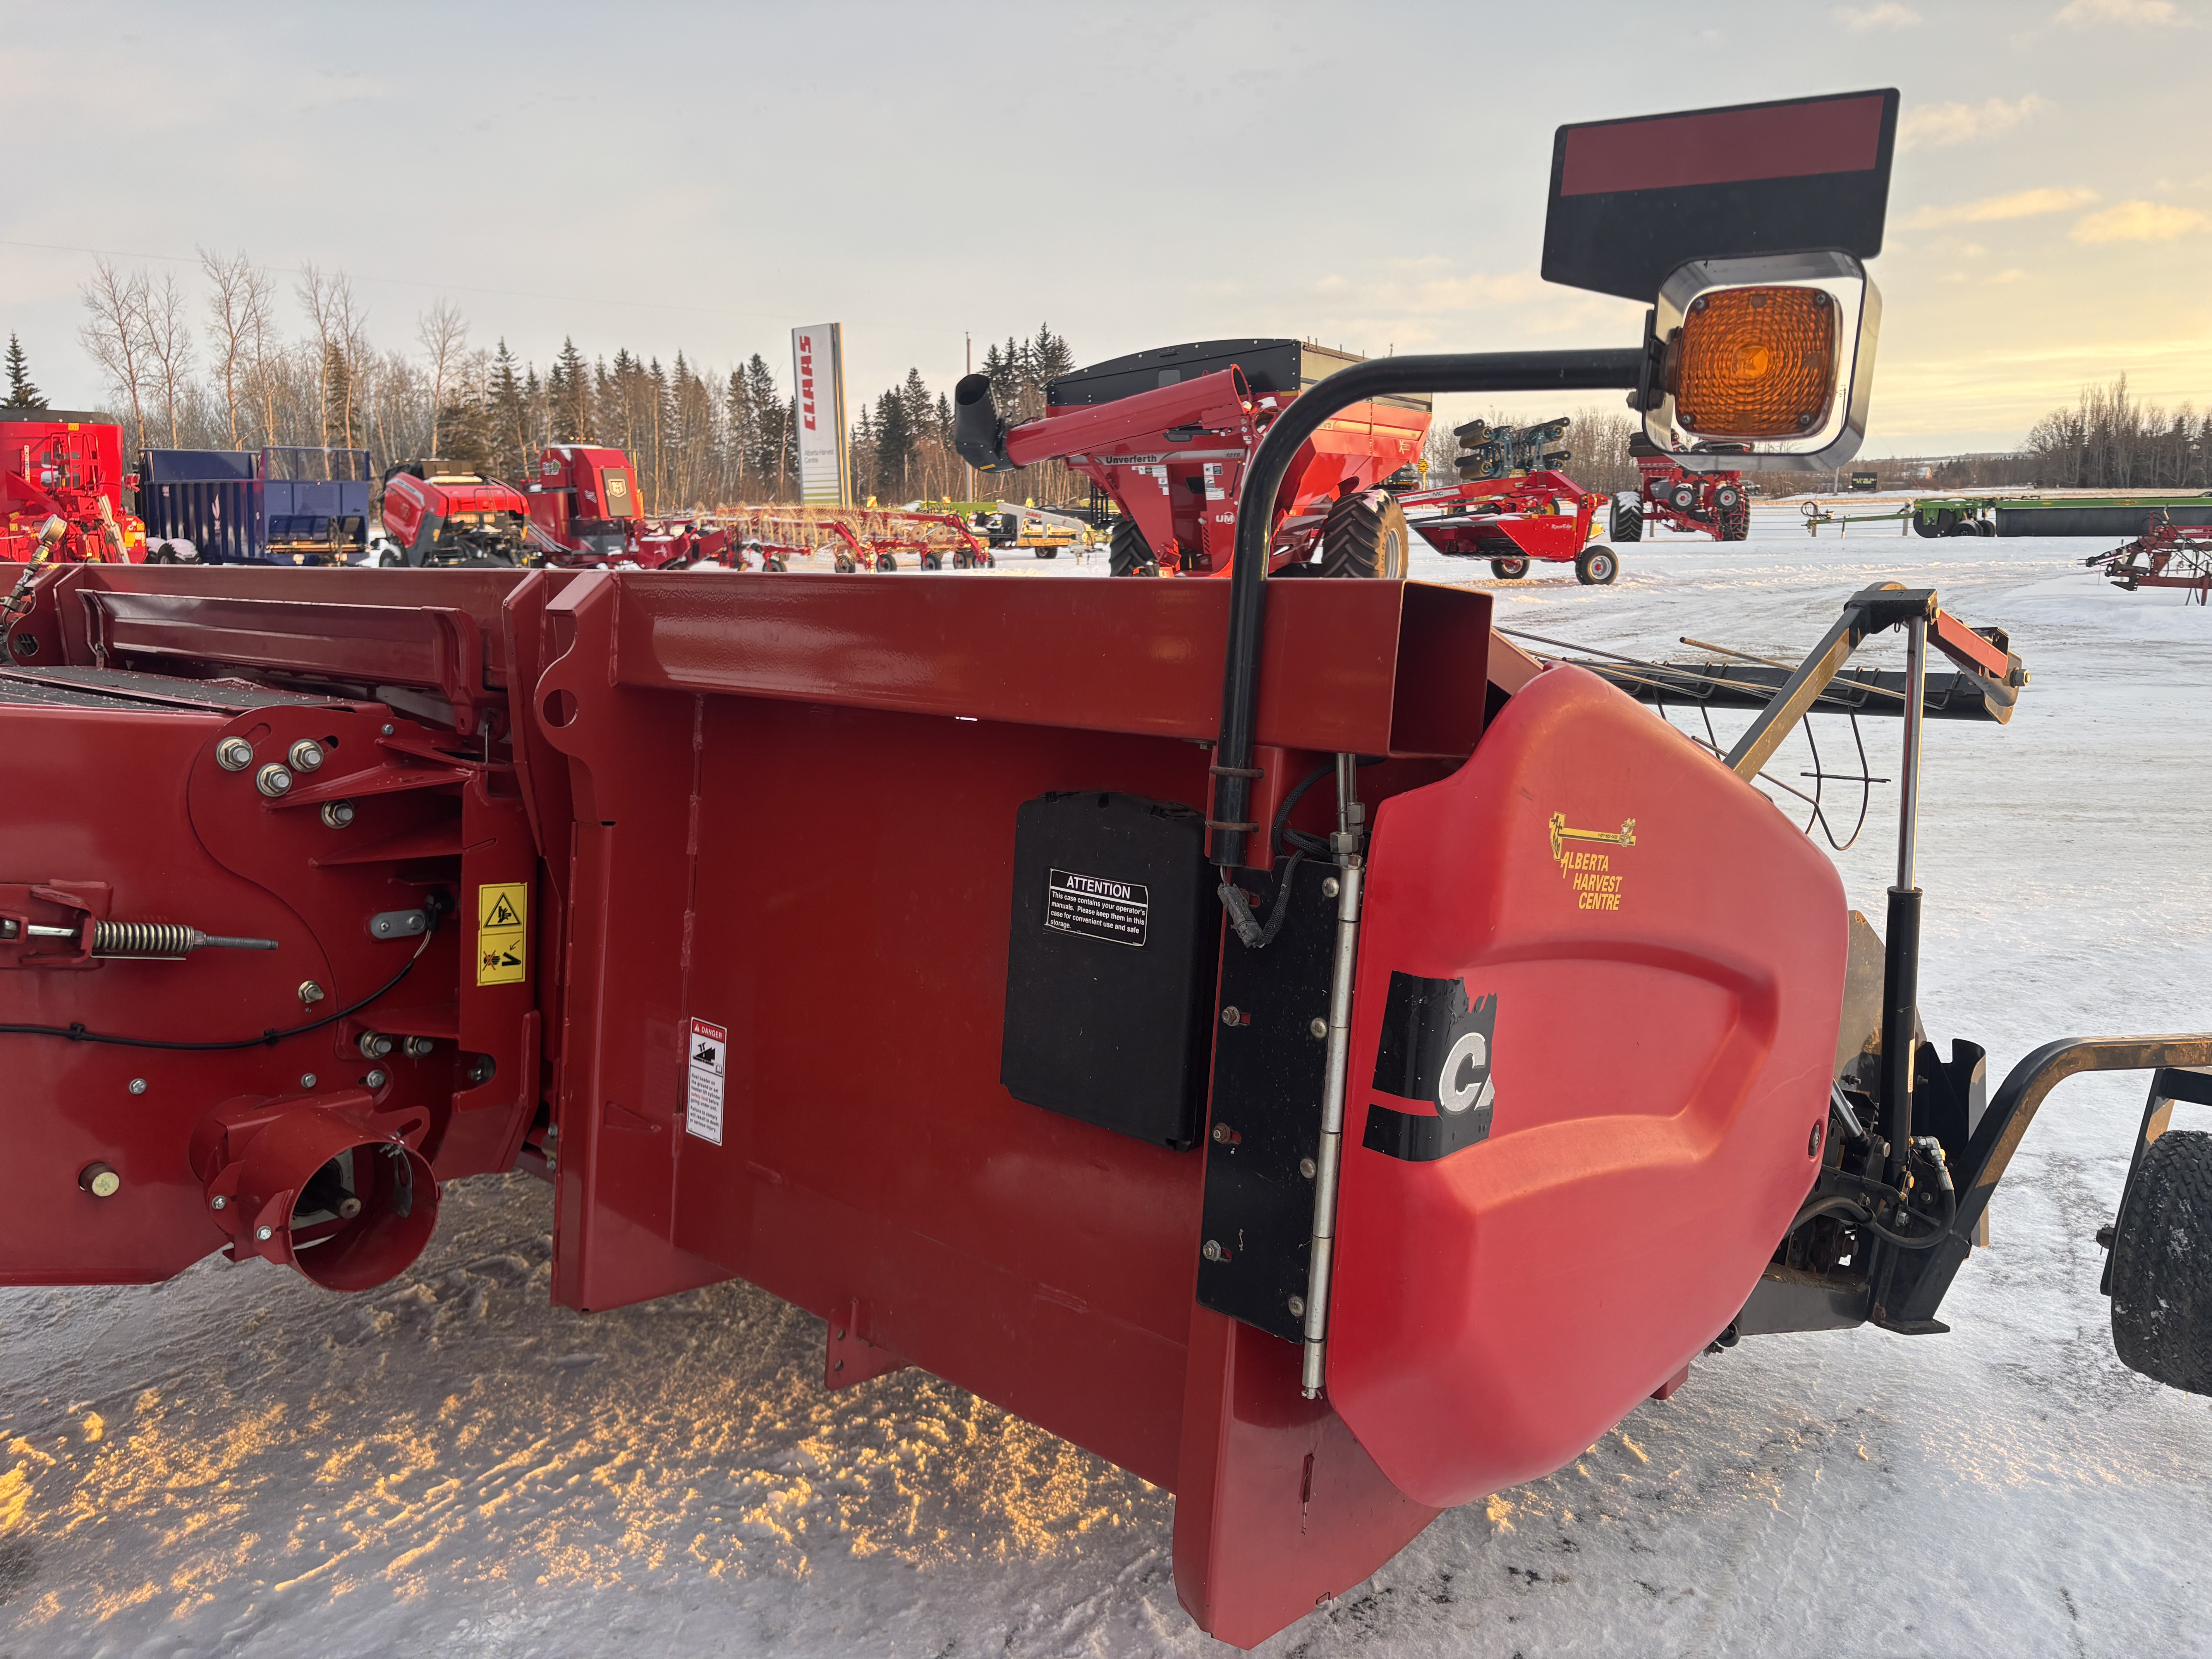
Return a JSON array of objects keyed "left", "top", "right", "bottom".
[
  {"left": 127, "top": 1077, "right": 147, "bottom": 1096},
  {"left": 215, "top": 736, "right": 254, "bottom": 771},
  {"left": 359, "top": 1031, "right": 393, "bottom": 1059},
  {"left": 365, "top": 1069, "right": 388, "bottom": 1089},
  {"left": 380, "top": 723, "right": 395, "bottom": 736},
  {"left": 297, "top": 981, "right": 325, "bottom": 1006},
  {"left": 1220, "top": 1006, "right": 1242, "bottom": 1027},
  {"left": 1287, "top": 1295, "right": 1306, "bottom": 1319},
  {"left": 210, "top": 1193, "right": 227, "bottom": 1210},
  {"left": 299, "top": 1072, "right": 317, "bottom": 1089},
  {"left": 255, "top": 763, "right": 294, "bottom": 798},
  {"left": 402, "top": 1036, "right": 435, "bottom": 1059},
  {"left": 1808, "top": 1122, "right": 1824, "bottom": 1157},
  {"left": 256, "top": 1225, "right": 274, "bottom": 1242},
  {"left": 1321, "top": 876, "right": 1340, "bottom": 899},
  {"left": 1309, "top": 1017, "right": 1328, "bottom": 1040},
  {"left": 1200, "top": 1240, "right": 1224, "bottom": 1263},
  {"left": 287, "top": 738, "right": 325, "bottom": 773},
  {"left": 321, "top": 800, "right": 357, "bottom": 829},
  {"left": 1211, "top": 1123, "right": 1233, "bottom": 1144},
  {"left": 1299, "top": 1157, "right": 1317, "bottom": 1180},
  {"left": 79, "top": 1163, "right": 121, "bottom": 1199}
]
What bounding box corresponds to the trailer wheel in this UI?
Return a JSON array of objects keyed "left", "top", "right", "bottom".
[
  {"left": 1319, "top": 489, "right": 1410, "bottom": 579},
  {"left": 1575, "top": 545, "right": 1620, "bottom": 586},
  {"left": 1609, "top": 496, "right": 1644, "bottom": 542},
  {"left": 1036, "top": 548, "right": 1057, "bottom": 560},
  {"left": 833, "top": 551, "right": 858, "bottom": 574},
  {"left": 764, "top": 553, "right": 788, "bottom": 572},
  {"left": 876, "top": 552, "right": 899, "bottom": 572},
  {"left": 2111, "top": 1129, "right": 2212, "bottom": 1396},
  {"left": 1975, "top": 518, "right": 1997, "bottom": 538},
  {"left": 1912, "top": 513, "right": 1941, "bottom": 539},
  {"left": 1719, "top": 502, "right": 1751, "bottom": 542},
  {"left": 1668, "top": 482, "right": 1698, "bottom": 513},
  {"left": 1713, "top": 483, "right": 1743, "bottom": 512},
  {"left": 1109, "top": 517, "right": 1159, "bottom": 577},
  {"left": 921, "top": 550, "right": 943, "bottom": 571},
  {"left": 1488, "top": 556, "right": 1529, "bottom": 579}
]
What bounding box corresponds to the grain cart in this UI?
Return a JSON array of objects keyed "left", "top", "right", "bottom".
[
  {"left": 954, "top": 338, "right": 1430, "bottom": 579},
  {"left": 3, "top": 91, "right": 2209, "bottom": 1654},
  {"left": 1611, "top": 431, "right": 1750, "bottom": 541}
]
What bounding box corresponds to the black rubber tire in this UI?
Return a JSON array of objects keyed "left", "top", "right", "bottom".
[
  {"left": 1932, "top": 509, "right": 1961, "bottom": 538},
  {"left": 921, "top": 550, "right": 943, "bottom": 571},
  {"left": 1488, "top": 556, "right": 1529, "bottom": 580},
  {"left": 1109, "top": 517, "right": 1159, "bottom": 577},
  {"left": 1712, "top": 483, "right": 1743, "bottom": 512},
  {"left": 1319, "top": 489, "right": 1410, "bottom": 579},
  {"left": 1575, "top": 544, "right": 1620, "bottom": 586},
  {"left": 1036, "top": 548, "right": 1056, "bottom": 560},
  {"left": 1913, "top": 514, "right": 1941, "bottom": 539},
  {"left": 833, "top": 551, "right": 857, "bottom": 574},
  {"left": 875, "top": 552, "right": 898, "bottom": 572},
  {"left": 764, "top": 554, "right": 788, "bottom": 572},
  {"left": 1609, "top": 497, "right": 1644, "bottom": 542},
  {"left": 1668, "top": 483, "right": 1698, "bottom": 513},
  {"left": 1975, "top": 519, "right": 1997, "bottom": 538},
  {"left": 1719, "top": 502, "right": 1750, "bottom": 542},
  {"left": 2111, "top": 1129, "right": 2212, "bottom": 1396}
]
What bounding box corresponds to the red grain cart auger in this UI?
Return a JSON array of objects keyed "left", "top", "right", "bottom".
[
  {"left": 3, "top": 91, "right": 2210, "bottom": 1653},
  {"left": 954, "top": 339, "right": 1429, "bottom": 580}
]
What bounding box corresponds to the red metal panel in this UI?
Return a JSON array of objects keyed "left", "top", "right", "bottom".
[{"left": 1327, "top": 665, "right": 1848, "bottom": 1508}]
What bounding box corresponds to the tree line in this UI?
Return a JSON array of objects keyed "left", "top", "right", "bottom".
[{"left": 57, "top": 251, "right": 1084, "bottom": 513}]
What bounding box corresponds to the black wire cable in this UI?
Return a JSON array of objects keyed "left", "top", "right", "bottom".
[{"left": 0, "top": 904, "right": 444, "bottom": 1052}]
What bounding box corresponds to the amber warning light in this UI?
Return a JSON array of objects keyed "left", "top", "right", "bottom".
[{"left": 1671, "top": 286, "right": 1839, "bottom": 441}]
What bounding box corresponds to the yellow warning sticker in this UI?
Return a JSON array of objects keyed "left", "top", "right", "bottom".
[{"left": 476, "top": 882, "right": 528, "bottom": 985}]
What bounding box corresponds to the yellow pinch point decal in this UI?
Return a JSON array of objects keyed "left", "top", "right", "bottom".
[{"left": 476, "top": 881, "right": 528, "bottom": 985}]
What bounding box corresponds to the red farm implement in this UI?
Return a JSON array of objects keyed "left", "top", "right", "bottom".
[
  {"left": 2085, "top": 518, "right": 2212, "bottom": 605},
  {"left": 4, "top": 91, "right": 2209, "bottom": 1651},
  {"left": 1610, "top": 431, "right": 1750, "bottom": 542},
  {"left": 719, "top": 504, "right": 992, "bottom": 572},
  {"left": 1, "top": 409, "right": 143, "bottom": 569},
  {"left": 373, "top": 460, "right": 536, "bottom": 567},
  {"left": 1401, "top": 468, "right": 1616, "bottom": 584},
  {"left": 955, "top": 338, "right": 1430, "bottom": 580}
]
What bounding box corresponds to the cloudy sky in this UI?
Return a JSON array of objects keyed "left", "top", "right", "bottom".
[{"left": 6, "top": 0, "right": 2207, "bottom": 455}]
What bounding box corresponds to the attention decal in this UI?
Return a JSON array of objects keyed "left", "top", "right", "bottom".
[
  {"left": 475, "top": 883, "right": 527, "bottom": 986},
  {"left": 1362, "top": 972, "right": 1498, "bottom": 1163}
]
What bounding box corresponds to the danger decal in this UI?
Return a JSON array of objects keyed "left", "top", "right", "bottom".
[{"left": 686, "top": 1017, "right": 727, "bottom": 1146}]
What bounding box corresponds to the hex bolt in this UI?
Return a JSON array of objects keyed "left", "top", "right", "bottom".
[
  {"left": 358, "top": 1031, "right": 395, "bottom": 1059},
  {"left": 127, "top": 1077, "right": 148, "bottom": 1096},
  {"left": 1220, "top": 1006, "right": 1243, "bottom": 1027},
  {"left": 79, "top": 1163, "right": 121, "bottom": 1199},
  {"left": 380, "top": 723, "right": 395, "bottom": 735},
  {"left": 215, "top": 737, "right": 254, "bottom": 771},
  {"left": 402, "top": 1036, "right": 435, "bottom": 1058},
  {"left": 1309, "top": 1017, "right": 1328, "bottom": 1040},
  {"left": 1211, "top": 1123, "right": 1234, "bottom": 1144},
  {"left": 298, "top": 981, "right": 325, "bottom": 1006},
  {"left": 255, "top": 763, "right": 294, "bottom": 798},
  {"left": 1288, "top": 1295, "right": 1306, "bottom": 1319},
  {"left": 1321, "top": 876, "right": 1341, "bottom": 899},
  {"left": 1299, "top": 1158, "right": 1317, "bottom": 1180},
  {"left": 210, "top": 1194, "right": 227, "bottom": 1211},
  {"left": 1200, "top": 1240, "right": 1224, "bottom": 1263},
  {"left": 321, "top": 800, "right": 357, "bottom": 829},
  {"left": 299, "top": 1073, "right": 317, "bottom": 1089},
  {"left": 365, "top": 1069, "right": 388, "bottom": 1089},
  {"left": 256, "top": 1225, "right": 274, "bottom": 1242},
  {"left": 287, "top": 738, "right": 325, "bottom": 773}
]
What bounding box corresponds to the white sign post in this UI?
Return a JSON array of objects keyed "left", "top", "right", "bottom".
[{"left": 791, "top": 323, "right": 849, "bottom": 507}]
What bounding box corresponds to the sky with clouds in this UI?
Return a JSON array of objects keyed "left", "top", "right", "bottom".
[{"left": 5, "top": 0, "right": 2207, "bottom": 456}]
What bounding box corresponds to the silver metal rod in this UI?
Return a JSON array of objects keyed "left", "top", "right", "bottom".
[
  {"left": 1897, "top": 615, "right": 1927, "bottom": 891},
  {"left": 1302, "top": 755, "right": 1367, "bottom": 1398}
]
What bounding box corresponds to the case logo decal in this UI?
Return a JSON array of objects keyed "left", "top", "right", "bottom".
[
  {"left": 1550, "top": 812, "right": 1635, "bottom": 912},
  {"left": 1362, "top": 973, "right": 1497, "bottom": 1163}
]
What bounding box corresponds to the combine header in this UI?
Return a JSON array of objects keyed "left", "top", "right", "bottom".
[{"left": 3, "top": 91, "right": 2207, "bottom": 1651}]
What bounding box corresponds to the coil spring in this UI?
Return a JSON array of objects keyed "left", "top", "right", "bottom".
[{"left": 91, "top": 921, "right": 194, "bottom": 956}]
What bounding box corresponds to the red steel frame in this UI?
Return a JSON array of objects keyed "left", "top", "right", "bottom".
[
  {"left": 1396, "top": 468, "right": 1603, "bottom": 567},
  {"left": 1632, "top": 452, "right": 1749, "bottom": 540}
]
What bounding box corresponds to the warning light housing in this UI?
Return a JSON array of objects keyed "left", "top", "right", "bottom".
[{"left": 1640, "top": 250, "right": 1881, "bottom": 472}]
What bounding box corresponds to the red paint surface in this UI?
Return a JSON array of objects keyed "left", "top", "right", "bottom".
[{"left": 1559, "top": 94, "right": 1886, "bottom": 197}]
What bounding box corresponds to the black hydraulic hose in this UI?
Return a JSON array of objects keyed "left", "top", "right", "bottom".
[
  {"left": 0, "top": 904, "right": 444, "bottom": 1052},
  {"left": 1208, "top": 349, "right": 1646, "bottom": 869}
]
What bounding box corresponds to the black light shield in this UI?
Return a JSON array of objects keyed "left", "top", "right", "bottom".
[{"left": 1542, "top": 91, "right": 1899, "bottom": 304}]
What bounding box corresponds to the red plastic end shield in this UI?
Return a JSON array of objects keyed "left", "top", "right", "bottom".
[{"left": 1327, "top": 664, "right": 1847, "bottom": 1508}]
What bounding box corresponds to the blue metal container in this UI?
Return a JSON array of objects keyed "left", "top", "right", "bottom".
[{"left": 137, "top": 447, "right": 372, "bottom": 563}]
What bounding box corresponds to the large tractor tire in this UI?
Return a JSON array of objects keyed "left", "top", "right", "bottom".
[
  {"left": 1575, "top": 544, "right": 1620, "bottom": 586},
  {"left": 1319, "top": 488, "right": 1410, "bottom": 579},
  {"left": 1109, "top": 517, "right": 1159, "bottom": 577},
  {"left": 1719, "top": 501, "right": 1751, "bottom": 541},
  {"left": 1609, "top": 494, "right": 1644, "bottom": 542},
  {"left": 2111, "top": 1130, "right": 2212, "bottom": 1396},
  {"left": 1489, "top": 556, "right": 1530, "bottom": 580}
]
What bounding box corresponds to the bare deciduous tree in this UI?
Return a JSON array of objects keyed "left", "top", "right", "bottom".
[
  {"left": 141, "top": 271, "right": 196, "bottom": 448},
  {"left": 78, "top": 260, "right": 151, "bottom": 453},
  {"left": 416, "top": 298, "right": 469, "bottom": 458},
  {"left": 201, "top": 248, "right": 273, "bottom": 450}
]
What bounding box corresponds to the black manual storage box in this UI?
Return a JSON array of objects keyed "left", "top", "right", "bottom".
[{"left": 1001, "top": 791, "right": 1220, "bottom": 1150}]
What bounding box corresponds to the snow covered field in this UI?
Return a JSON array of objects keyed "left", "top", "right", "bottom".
[{"left": 3, "top": 510, "right": 2208, "bottom": 1658}]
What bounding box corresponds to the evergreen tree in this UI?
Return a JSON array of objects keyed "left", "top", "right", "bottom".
[
  {"left": 5, "top": 333, "right": 46, "bottom": 408},
  {"left": 874, "top": 387, "right": 915, "bottom": 500},
  {"left": 742, "top": 354, "right": 785, "bottom": 495},
  {"left": 488, "top": 339, "right": 527, "bottom": 472},
  {"left": 551, "top": 337, "right": 591, "bottom": 444}
]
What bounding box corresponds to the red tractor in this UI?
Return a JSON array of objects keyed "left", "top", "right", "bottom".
[
  {"left": 373, "top": 461, "right": 534, "bottom": 567},
  {"left": 1611, "top": 432, "right": 1750, "bottom": 542},
  {"left": 955, "top": 338, "right": 1430, "bottom": 580}
]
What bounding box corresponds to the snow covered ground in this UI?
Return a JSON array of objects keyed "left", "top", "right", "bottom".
[{"left": 3, "top": 510, "right": 2208, "bottom": 1658}]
